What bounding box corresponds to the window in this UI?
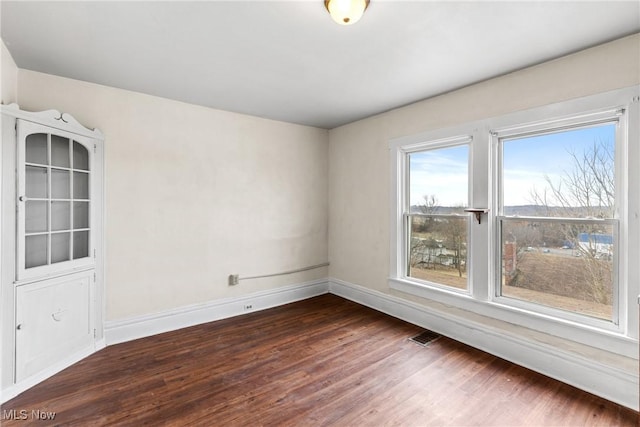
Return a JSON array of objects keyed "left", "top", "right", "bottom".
[
  {"left": 497, "top": 122, "right": 618, "bottom": 322},
  {"left": 389, "top": 87, "right": 639, "bottom": 357},
  {"left": 407, "top": 140, "right": 470, "bottom": 291}
]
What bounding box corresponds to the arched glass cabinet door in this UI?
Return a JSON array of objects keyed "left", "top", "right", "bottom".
[{"left": 17, "top": 120, "right": 95, "bottom": 280}]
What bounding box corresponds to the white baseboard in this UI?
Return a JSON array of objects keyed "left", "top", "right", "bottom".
[
  {"left": 1, "top": 342, "right": 97, "bottom": 404},
  {"left": 105, "top": 279, "right": 329, "bottom": 346},
  {"left": 328, "top": 277, "right": 639, "bottom": 411}
]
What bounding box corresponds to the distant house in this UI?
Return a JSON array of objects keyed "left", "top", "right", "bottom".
[{"left": 411, "top": 237, "right": 461, "bottom": 268}]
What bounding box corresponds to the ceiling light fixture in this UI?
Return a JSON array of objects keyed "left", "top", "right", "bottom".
[{"left": 324, "top": 0, "right": 369, "bottom": 25}]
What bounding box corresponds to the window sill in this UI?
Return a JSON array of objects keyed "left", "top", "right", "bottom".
[{"left": 389, "top": 277, "right": 638, "bottom": 359}]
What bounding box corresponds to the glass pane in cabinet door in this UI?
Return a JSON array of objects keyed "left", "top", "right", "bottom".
[
  {"left": 25, "top": 201, "right": 48, "bottom": 233},
  {"left": 73, "top": 231, "right": 89, "bottom": 259},
  {"left": 25, "top": 133, "right": 48, "bottom": 165},
  {"left": 73, "top": 141, "right": 89, "bottom": 171},
  {"left": 51, "top": 233, "right": 71, "bottom": 263},
  {"left": 73, "top": 201, "right": 89, "bottom": 229},
  {"left": 25, "top": 234, "right": 48, "bottom": 268},
  {"left": 25, "top": 166, "right": 48, "bottom": 198},
  {"left": 51, "top": 169, "right": 71, "bottom": 199},
  {"left": 51, "top": 135, "right": 70, "bottom": 168},
  {"left": 73, "top": 172, "right": 89, "bottom": 199},
  {"left": 51, "top": 201, "right": 71, "bottom": 231}
]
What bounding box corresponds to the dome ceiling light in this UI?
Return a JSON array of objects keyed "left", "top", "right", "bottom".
[{"left": 324, "top": 0, "right": 370, "bottom": 25}]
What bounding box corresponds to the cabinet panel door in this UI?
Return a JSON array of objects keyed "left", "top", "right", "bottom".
[{"left": 15, "top": 272, "right": 93, "bottom": 382}]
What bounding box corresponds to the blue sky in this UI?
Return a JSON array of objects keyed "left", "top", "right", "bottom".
[
  {"left": 502, "top": 124, "right": 615, "bottom": 206},
  {"left": 409, "top": 145, "right": 469, "bottom": 207},
  {"left": 409, "top": 123, "right": 615, "bottom": 207}
]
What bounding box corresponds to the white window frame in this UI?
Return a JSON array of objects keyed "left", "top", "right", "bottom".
[
  {"left": 389, "top": 86, "right": 639, "bottom": 358},
  {"left": 492, "top": 112, "right": 623, "bottom": 331},
  {"left": 402, "top": 135, "right": 473, "bottom": 294}
]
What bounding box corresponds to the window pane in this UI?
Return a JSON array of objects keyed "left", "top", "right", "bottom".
[
  {"left": 502, "top": 124, "right": 615, "bottom": 218},
  {"left": 25, "top": 234, "right": 48, "bottom": 268},
  {"left": 73, "top": 171, "right": 89, "bottom": 199},
  {"left": 25, "top": 133, "right": 48, "bottom": 165},
  {"left": 51, "top": 169, "right": 71, "bottom": 199},
  {"left": 25, "top": 166, "right": 48, "bottom": 198},
  {"left": 25, "top": 201, "right": 48, "bottom": 233},
  {"left": 51, "top": 232, "right": 71, "bottom": 263},
  {"left": 51, "top": 135, "right": 70, "bottom": 168},
  {"left": 500, "top": 219, "right": 614, "bottom": 321},
  {"left": 73, "top": 231, "right": 89, "bottom": 259},
  {"left": 409, "top": 215, "right": 468, "bottom": 290},
  {"left": 73, "top": 141, "right": 89, "bottom": 171},
  {"left": 409, "top": 145, "right": 468, "bottom": 211},
  {"left": 51, "top": 201, "right": 71, "bottom": 231},
  {"left": 408, "top": 144, "right": 469, "bottom": 290},
  {"left": 73, "top": 201, "right": 89, "bottom": 229}
]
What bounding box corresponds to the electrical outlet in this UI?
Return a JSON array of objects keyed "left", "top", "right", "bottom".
[
  {"left": 228, "top": 274, "right": 239, "bottom": 286},
  {"left": 244, "top": 304, "right": 253, "bottom": 310}
]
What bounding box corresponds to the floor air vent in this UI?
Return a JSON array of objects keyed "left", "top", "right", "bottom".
[{"left": 409, "top": 330, "right": 441, "bottom": 346}]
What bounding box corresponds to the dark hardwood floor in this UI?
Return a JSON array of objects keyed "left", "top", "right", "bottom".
[{"left": 1, "top": 294, "right": 637, "bottom": 426}]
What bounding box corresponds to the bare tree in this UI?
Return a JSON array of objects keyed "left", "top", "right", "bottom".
[
  {"left": 529, "top": 139, "right": 614, "bottom": 218},
  {"left": 440, "top": 216, "right": 466, "bottom": 277},
  {"left": 411, "top": 195, "right": 467, "bottom": 278},
  {"left": 410, "top": 195, "right": 439, "bottom": 269},
  {"left": 419, "top": 195, "right": 439, "bottom": 214},
  {"left": 524, "top": 139, "right": 614, "bottom": 305},
  {"left": 416, "top": 194, "right": 439, "bottom": 233}
]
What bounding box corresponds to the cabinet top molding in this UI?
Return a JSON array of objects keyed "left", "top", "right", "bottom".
[{"left": 1, "top": 103, "right": 104, "bottom": 140}]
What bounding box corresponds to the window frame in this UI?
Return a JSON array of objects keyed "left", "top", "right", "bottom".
[
  {"left": 403, "top": 135, "right": 472, "bottom": 294},
  {"left": 493, "top": 115, "right": 624, "bottom": 330},
  {"left": 389, "top": 86, "right": 639, "bottom": 358}
]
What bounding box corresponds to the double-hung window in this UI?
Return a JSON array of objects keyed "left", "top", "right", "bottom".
[
  {"left": 495, "top": 117, "right": 620, "bottom": 324},
  {"left": 406, "top": 138, "right": 470, "bottom": 292},
  {"left": 389, "top": 86, "right": 639, "bottom": 357}
]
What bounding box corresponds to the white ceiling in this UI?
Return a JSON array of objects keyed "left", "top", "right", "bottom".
[{"left": 1, "top": 1, "right": 639, "bottom": 129}]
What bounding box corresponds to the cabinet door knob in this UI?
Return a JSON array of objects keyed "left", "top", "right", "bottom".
[
  {"left": 16, "top": 324, "right": 22, "bottom": 330},
  {"left": 18, "top": 196, "right": 26, "bottom": 202},
  {"left": 52, "top": 309, "right": 66, "bottom": 322}
]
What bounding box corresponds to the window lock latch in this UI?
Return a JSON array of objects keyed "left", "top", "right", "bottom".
[{"left": 464, "top": 208, "right": 490, "bottom": 224}]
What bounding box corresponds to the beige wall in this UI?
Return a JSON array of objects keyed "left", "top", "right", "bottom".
[
  {"left": 1, "top": 40, "right": 18, "bottom": 104},
  {"left": 10, "top": 33, "right": 640, "bottom": 329},
  {"left": 328, "top": 35, "right": 639, "bottom": 302},
  {"left": 17, "top": 71, "right": 329, "bottom": 320}
]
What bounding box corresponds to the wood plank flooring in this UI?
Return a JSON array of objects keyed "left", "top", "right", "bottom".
[{"left": 1, "top": 294, "right": 638, "bottom": 426}]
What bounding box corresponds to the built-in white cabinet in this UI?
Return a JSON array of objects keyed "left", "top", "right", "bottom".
[
  {"left": 15, "top": 271, "right": 94, "bottom": 382},
  {"left": 1, "top": 104, "right": 104, "bottom": 402}
]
